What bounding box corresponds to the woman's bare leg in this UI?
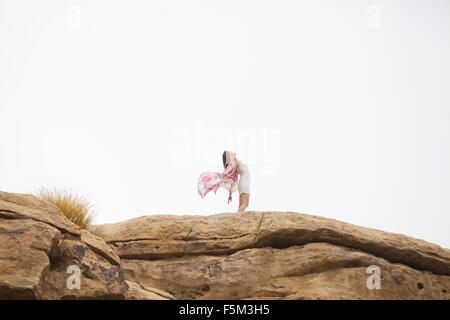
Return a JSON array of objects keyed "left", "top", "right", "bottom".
[{"left": 237, "top": 193, "right": 249, "bottom": 212}]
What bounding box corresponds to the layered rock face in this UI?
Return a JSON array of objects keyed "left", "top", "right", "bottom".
[
  {"left": 91, "top": 212, "right": 450, "bottom": 300},
  {"left": 0, "top": 192, "right": 172, "bottom": 300},
  {"left": 2, "top": 191, "right": 449, "bottom": 300}
]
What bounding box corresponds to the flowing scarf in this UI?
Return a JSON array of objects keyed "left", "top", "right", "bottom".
[{"left": 198, "top": 152, "right": 239, "bottom": 199}]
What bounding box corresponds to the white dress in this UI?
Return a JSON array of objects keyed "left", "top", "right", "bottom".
[{"left": 237, "top": 162, "right": 251, "bottom": 194}]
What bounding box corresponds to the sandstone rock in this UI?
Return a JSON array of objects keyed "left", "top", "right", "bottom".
[
  {"left": 125, "top": 281, "right": 175, "bottom": 300},
  {"left": 120, "top": 243, "right": 450, "bottom": 300},
  {"left": 2, "top": 190, "right": 449, "bottom": 300},
  {"left": 92, "top": 211, "right": 450, "bottom": 300},
  {"left": 0, "top": 218, "right": 60, "bottom": 299},
  {"left": 0, "top": 191, "right": 171, "bottom": 300},
  {"left": 0, "top": 191, "right": 81, "bottom": 235}
]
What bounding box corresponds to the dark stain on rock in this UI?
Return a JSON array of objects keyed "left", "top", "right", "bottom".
[
  {"left": 83, "top": 268, "right": 95, "bottom": 280},
  {"left": 0, "top": 226, "right": 28, "bottom": 236},
  {"left": 207, "top": 261, "right": 222, "bottom": 280},
  {"left": 94, "top": 263, "right": 115, "bottom": 285},
  {"left": 117, "top": 268, "right": 125, "bottom": 283},
  {"left": 74, "top": 245, "right": 86, "bottom": 259}
]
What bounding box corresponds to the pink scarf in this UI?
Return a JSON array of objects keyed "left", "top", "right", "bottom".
[{"left": 198, "top": 153, "right": 238, "bottom": 199}]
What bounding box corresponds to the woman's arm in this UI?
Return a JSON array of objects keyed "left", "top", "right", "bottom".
[{"left": 227, "top": 190, "right": 233, "bottom": 204}]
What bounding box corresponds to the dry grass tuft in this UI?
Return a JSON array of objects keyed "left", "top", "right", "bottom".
[{"left": 34, "top": 187, "right": 94, "bottom": 229}]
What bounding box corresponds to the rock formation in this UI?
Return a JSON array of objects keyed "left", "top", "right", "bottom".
[
  {"left": 91, "top": 212, "right": 450, "bottom": 300},
  {"left": 1, "top": 191, "right": 449, "bottom": 299},
  {"left": 0, "top": 191, "right": 172, "bottom": 300}
]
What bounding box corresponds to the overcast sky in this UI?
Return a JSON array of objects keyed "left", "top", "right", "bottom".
[{"left": 1, "top": 0, "right": 449, "bottom": 248}]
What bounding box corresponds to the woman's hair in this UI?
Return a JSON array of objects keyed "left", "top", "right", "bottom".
[
  {"left": 222, "top": 151, "right": 228, "bottom": 168},
  {"left": 223, "top": 151, "right": 240, "bottom": 168}
]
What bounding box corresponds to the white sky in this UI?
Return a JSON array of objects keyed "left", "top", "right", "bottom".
[{"left": 1, "top": 0, "right": 449, "bottom": 247}]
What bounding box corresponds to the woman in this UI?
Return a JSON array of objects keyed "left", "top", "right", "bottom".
[{"left": 198, "top": 151, "right": 251, "bottom": 212}]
